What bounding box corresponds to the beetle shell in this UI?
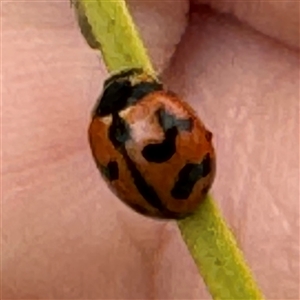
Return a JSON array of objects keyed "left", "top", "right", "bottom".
[{"left": 88, "top": 69, "right": 216, "bottom": 219}]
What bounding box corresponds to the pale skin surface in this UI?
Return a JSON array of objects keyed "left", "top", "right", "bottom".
[{"left": 2, "top": 0, "right": 299, "bottom": 299}]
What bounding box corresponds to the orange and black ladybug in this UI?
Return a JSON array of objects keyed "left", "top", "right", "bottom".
[{"left": 88, "top": 68, "right": 216, "bottom": 219}]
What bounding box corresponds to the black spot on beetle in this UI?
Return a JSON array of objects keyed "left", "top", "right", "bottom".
[
  {"left": 98, "top": 161, "right": 119, "bottom": 181},
  {"left": 107, "top": 161, "right": 119, "bottom": 181},
  {"left": 95, "top": 80, "right": 132, "bottom": 117},
  {"left": 103, "top": 68, "right": 143, "bottom": 88},
  {"left": 142, "top": 127, "right": 178, "bottom": 163},
  {"left": 128, "top": 82, "right": 163, "bottom": 106},
  {"left": 109, "top": 113, "right": 131, "bottom": 149},
  {"left": 171, "top": 153, "right": 212, "bottom": 199},
  {"left": 121, "top": 149, "right": 166, "bottom": 211},
  {"left": 142, "top": 108, "right": 193, "bottom": 163},
  {"left": 94, "top": 73, "right": 163, "bottom": 117},
  {"left": 158, "top": 109, "right": 193, "bottom": 132}
]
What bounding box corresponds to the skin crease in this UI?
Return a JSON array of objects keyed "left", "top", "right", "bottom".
[{"left": 1, "top": 0, "right": 299, "bottom": 299}]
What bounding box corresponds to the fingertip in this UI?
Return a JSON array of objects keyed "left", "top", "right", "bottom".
[
  {"left": 193, "top": 0, "right": 300, "bottom": 50},
  {"left": 127, "top": 0, "right": 190, "bottom": 73}
]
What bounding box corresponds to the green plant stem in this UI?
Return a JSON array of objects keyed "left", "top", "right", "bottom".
[
  {"left": 73, "top": 1, "right": 265, "bottom": 299},
  {"left": 178, "top": 195, "right": 264, "bottom": 300},
  {"left": 72, "top": 0, "right": 154, "bottom": 74}
]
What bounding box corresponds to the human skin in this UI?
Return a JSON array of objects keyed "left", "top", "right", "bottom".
[{"left": 2, "top": 0, "right": 299, "bottom": 299}]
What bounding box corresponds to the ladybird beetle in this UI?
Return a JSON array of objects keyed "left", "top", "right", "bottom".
[{"left": 88, "top": 68, "right": 216, "bottom": 219}]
